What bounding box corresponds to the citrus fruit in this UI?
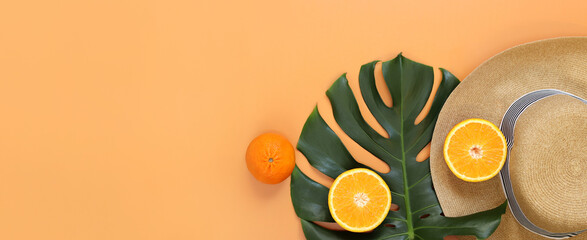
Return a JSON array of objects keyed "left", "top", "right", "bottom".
[
  {"left": 328, "top": 168, "right": 391, "bottom": 232},
  {"left": 246, "top": 133, "right": 295, "bottom": 184},
  {"left": 443, "top": 118, "right": 507, "bottom": 182}
]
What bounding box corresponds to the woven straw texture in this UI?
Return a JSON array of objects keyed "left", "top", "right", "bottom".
[{"left": 430, "top": 37, "right": 587, "bottom": 240}]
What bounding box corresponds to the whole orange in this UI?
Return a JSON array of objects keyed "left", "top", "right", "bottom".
[{"left": 246, "top": 133, "right": 295, "bottom": 184}]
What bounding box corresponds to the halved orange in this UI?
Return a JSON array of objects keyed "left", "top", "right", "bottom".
[
  {"left": 328, "top": 168, "right": 391, "bottom": 232},
  {"left": 443, "top": 118, "right": 507, "bottom": 182}
]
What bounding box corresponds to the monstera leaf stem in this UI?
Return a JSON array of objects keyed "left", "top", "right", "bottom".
[
  {"left": 400, "top": 109, "right": 415, "bottom": 239},
  {"left": 291, "top": 54, "right": 507, "bottom": 240}
]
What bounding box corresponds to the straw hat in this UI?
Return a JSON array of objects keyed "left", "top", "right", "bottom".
[{"left": 430, "top": 37, "right": 587, "bottom": 239}]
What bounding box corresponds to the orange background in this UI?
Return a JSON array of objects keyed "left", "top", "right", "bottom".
[{"left": 0, "top": 0, "right": 586, "bottom": 239}]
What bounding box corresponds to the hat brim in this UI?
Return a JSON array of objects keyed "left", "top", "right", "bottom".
[{"left": 430, "top": 37, "right": 587, "bottom": 239}]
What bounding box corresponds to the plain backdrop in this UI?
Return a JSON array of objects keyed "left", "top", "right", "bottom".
[{"left": 0, "top": 0, "right": 586, "bottom": 239}]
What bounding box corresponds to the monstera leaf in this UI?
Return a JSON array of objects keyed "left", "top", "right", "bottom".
[{"left": 291, "top": 54, "right": 507, "bottom": 240}]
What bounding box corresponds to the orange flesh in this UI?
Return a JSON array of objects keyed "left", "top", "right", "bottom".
[
  {"left": 444, "top": 119, "right": 507, "bottom": 181},
  {"left": 329, "top": 170, "right": 391, "bottom": 231}
]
